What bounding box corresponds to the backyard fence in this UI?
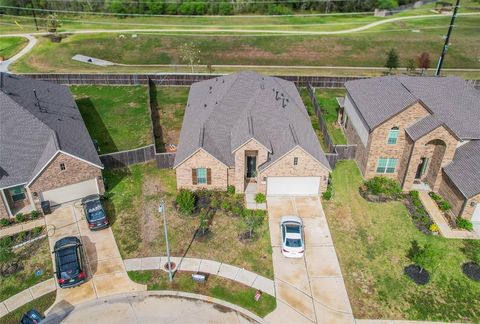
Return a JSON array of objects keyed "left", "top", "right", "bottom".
[
  {"left": 99, "top": 144, "right": 176, "bottom": 169},
  {"left": 306, "top": 83, "right": 357, "bottom": 169}
]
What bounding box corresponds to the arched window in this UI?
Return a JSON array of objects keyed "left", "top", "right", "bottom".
[{"left": 387, "top": 127, "right": 399, "bottom": 145}]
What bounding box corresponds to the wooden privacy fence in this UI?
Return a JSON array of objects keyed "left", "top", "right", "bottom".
[{"left": 99, "top": 144, "right": 175, "bottom": 169}]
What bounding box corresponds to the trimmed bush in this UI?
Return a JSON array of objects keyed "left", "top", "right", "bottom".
[
  {"left": 364, "top": 177, "right": 402, "bottom": 199},
  {"left": 0, "top": 219, "right": 10, "bottom": 227},
  {"left": 457, "top": 218, "right": 473, "bottom": 231},
  {"left": 227, "top": 185, "right": 235, "bottom": 195},
  {"left": 30, "top": 210, "right": 39, "bottom": 219},
  {"left": 15, "top": 213, "right": 25, "bottom": 223},
  {"left": 322, "top": 183, "right": 334, "bottom": 201},
  {"left": 255, "top": 193, "right": 266, "bottom": 204},
  {"left": 176, "top": 189, "right": 196, "bottom": 215},
  {"left": 438, "top": 200, "right": 451, "bottom": 212}
]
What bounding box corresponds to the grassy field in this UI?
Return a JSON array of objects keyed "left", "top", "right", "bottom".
[
  {"left": 152, "top": 86, "right": 189, "bottom": 151},
  {"left": 71, "top": 85, "right": 152, "bottom": 154},
  {"left": 0, "top": 236, "right": 53, "bottom": 301},
  {"left": 10, "top": 13, "right": 480, "bottom": 73},
  {"left": 128, "top": 271, "right": 276, "bottom": 317},
  {"left": 0, "top": 36, "right": 27, "bottom": 60},
  {"left": 104, "top": 162, "right": 274, "bottom": 279},
  {"left": 0, "top": 291, "right": 55, "bottom": 324},
  {"left": 323, "top": 161, "right": 480, "bottom": 322}
]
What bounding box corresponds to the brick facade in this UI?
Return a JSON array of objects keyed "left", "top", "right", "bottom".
[
  {"left": 344, "top": 117, "right": 369, "bottom": 176},
  {"left": 175, "top": 149, "right": 229, "bottom": 190},
  {"left": 438, "top": 173, "right": 466, "bottom": 217},
  {"left": 234, "top": 139, "right": 269, "bottom": 193}
]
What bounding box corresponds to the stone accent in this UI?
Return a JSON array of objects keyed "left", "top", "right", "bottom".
[
  {"left": 258, "top": 147, "right": 330, "bottom": 194},
  {"left": 463, "top": 193, "right": 480, "bottom": 221},
  {"left": 439, "top": 172, "right": 466, "bottom": 217},
  {"left": 28, "top": 152, "right": 104, "bottom": 196},
  {"left": 234, "top": 139, "right": 269, "bottom": 193},
  {"left": 344, "top": 117, "right": 369, "bottom": 176},
  {"left": 175, "top": 149, "right": 228, "bottom": 190}
]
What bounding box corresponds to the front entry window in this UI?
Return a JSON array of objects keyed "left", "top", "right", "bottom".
[
  {"left": 9, "top": 186, "right": 26, "bottom": 202},
  {"left": 197, "top": 168, "right": 207, "bottom": 184},
  {"left": 246, "top": 155, "right": 257, "bottom": 178},
  {"left": 415, "top": 157, "right": 429, "bottom": 179}
]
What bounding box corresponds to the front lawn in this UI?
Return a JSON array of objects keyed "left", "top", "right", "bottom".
[
  {"left": 104, "top": 162, "right": 273, "bottom": 279},
  {"left": 0, "top": 37, "right": 28, "bottom": 60},
  {"left": 128, "top": 270, "right": 276, "bottom": 317},
  {"left": 71, "top": 85, "right": 152, "bottom": 154},
  {"left": 0, "top": 291, "right": 55, "bottom": 324},
  {"left": 0, "top": 234, "right": 53, "bottom": 301},
  {"left": 323, "top": 161, "right": 480, "bottom": 322}
]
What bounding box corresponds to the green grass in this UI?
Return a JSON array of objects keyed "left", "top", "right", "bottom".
[
  {"left": 0, "top": 292, "right": 55, "bottom": 324},
  {"left": 323, "top": 161, "right": 480, "bottom": 321},
  {"left": 0, "top": 237, "right": 53, "bottom": 301},
  {"left": 315, "top": 89, "right": 347, "bottom": 145},
  {"left": 71, "top": 85, "right": 152, "bottom": 154},
  {"left": 104, "top": 162, "right": 273, "bottom": 279},
  {"left": 0, "top": 37, "right": 27, "bottom": 60},
  {"left": 128, "top": 270, "right": 276, "bottom": 317}
]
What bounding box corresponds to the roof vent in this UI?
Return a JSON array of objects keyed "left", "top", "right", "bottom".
[
  {"left": 260, "top": 83, "right": 265, "bottom": 90},
  {"left": 282, "top": 98, "right": 289, "bottom": 108},
  {"left": 289, "top": 124, "right": 299, "bottom": 145},
  {"left": 204, "top": 103, "right": 207, "bottom": 108}
]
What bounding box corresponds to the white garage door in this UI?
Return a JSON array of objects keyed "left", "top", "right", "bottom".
[
  {"left": 266, "top": 177, "right": 321, "bottom": 196},
  {"left": 472, "top": 204, "right": 480, "bottom": 235},
  {"left": 40, "top": 178, "right": 99, "bottom": 206}
]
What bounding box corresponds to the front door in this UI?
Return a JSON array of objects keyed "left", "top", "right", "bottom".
[
  {"left": 415, "top": 157, "right": 428, "bottom": 179},
  {"left": 246, "top": 155, "right": 257, "bottom": 178}
]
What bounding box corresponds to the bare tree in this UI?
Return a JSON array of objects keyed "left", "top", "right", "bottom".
[
  {"left": 180, "top": 42, "right": 201, "bottom": 73},
  {"left": 417, "top": 52, "right": 431, "bottom": 76}
]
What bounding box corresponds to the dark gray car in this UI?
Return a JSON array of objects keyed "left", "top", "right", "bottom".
[
  {"left": 53, "top": 237, "right": 86, "bottom": 288},
  {"left": 81, "top": 194, "right": 109, "bottom": 231}
]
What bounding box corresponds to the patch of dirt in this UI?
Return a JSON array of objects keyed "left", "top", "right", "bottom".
[
  {"left": 404, "top": 264, "right": 430, "bottom": 285},
  {"left": 140, "top": 176, "right": 162, "bottom": 248},
  {"left": 462, "top": 262, "right": 480, "bottom": 282}
]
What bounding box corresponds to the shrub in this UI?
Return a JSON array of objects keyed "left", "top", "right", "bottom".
[
  {"left": 457, "top": 218, "right": 473, "bottom": 231},
  {"left": 30, "top": 210, "right": 39, "bottom": 219},
  {"left": 241, "top": 209, "right": 265, "bottom": 238},
  {"left": 322, "top": 183, "right": 334, "bottom": 201},
  {"left": 429, "top": 192, "right": 442, "bottom": 202},
  {"left": 407, "top": 240, "right": 437, "bottom": 273},
  {"left": 15, "top": 213, "right": 25, "bottom": 223},
  {"left": 364, "top": 177, "right": 402, "bottom": 198},
  {"left": 176, "top": 189, "right": 196, "bottom": 215},
  {"left": 0, "top": 219, "right": 10, "bottom": 227},
  {"left": 429, "top": 223, "right": 440, "bottom": 233},
  {"left": 32, "top": 227, "right": 43, "bottom": 236},
  {"left": 0, "top": 236, "right": 14, "bottom": 263},
  {"left": 220, "top": 200, "right": 232, "bottom": 212},
  {"left": 17, "top": 231, "right": 26, "bottom": 243},
  {"left": 255, "top": 193, "right": 266, "bottom": 204},
  {"left": 227, "top": 185, "right": 235, "bottom": 195},
  {"left": 438, "top": 200, "right": 451, "bottom": 212}
]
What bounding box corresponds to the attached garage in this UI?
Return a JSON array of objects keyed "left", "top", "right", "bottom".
[
  {"left": 40, "top": 178, "right": 99, "bottom": 206},
  {"left": 266, "top": 177, "right": 321, "bottom": 196}
]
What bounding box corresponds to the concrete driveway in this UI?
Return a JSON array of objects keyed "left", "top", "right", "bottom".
[
  {"left": 265, "top": 196, "right": 354, "bottom": 324},
  {"left": 45, "top": 204, "right": 145, "bottom": 310}
]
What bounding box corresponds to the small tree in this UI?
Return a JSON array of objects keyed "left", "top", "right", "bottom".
[
  {"left": 47, "top": 13, "right": 62, "bottom": 33},
  {"left": 407, "top": 240, "right": 436, "bottom": 273},
  {"left": 198, "top": 209, "right": 209, "bottom": 236},
  {"left": 180, "top": 42, "right": 201, "bottom": 73},
  {"left": 406, "top": 58, "right": 416, "bottom": 74},
  {"left": 385, "top": 48, "right": 399, "bottom": 74},
  {"left": 241, "top": 209, "right": 265, "bottom": 239},
  {"left": 417, "top": 52, "right": 431, "bottom": 76},
  {"left": 176, "top": 189, "right": 196, "bottom": 215}
]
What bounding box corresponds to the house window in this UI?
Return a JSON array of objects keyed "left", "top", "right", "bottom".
[
  {"left": 197, "top": 168, "right": 207, "bottom": 184},
  {"left": 9, "top": 186, "right": 26, "bottom": 202},
  {"left": 387, "top": 127, "right": 399, "bottom": 145},
  {"left": 59, "top": 162, "right": 66, "bottom": 171},
  {"left": 293, "top": 157, "right": 298, "bottom": 165},
  {"left": 376, "top": 158, "right": 398, "bottom": 174}
]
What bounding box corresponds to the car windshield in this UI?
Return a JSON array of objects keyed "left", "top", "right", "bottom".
[
  {"left": 57, "top": 246, "right": 80, "bottom": 279},
  {"left": 286, "top": 238, "right": 302, "bottom": 247},
  {"left": 285, "top": 223, "right": 301, "bottom": 234},
  {"left": 85, "top": 200, "right": 105, "bottom": 221}
]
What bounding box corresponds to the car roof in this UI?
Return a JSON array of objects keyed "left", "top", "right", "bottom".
[
  {"left": 82, "top": 194, "right": 101, "bottom": 203},
  {"left": 54, "top": 236, "right": 81, "bottom": 250},
  {"left": 281, "top": 215, "right": 303, "bottom": 224}
]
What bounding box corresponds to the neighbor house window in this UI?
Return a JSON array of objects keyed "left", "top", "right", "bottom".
[
  {"left": 293, "top": 157, "right": 298, "bottom": 165},
  {"left": 197, "top": 168, "right": 207, "bottom": 184},
  {"left": 387, "top": 127, "right": 399, "bottom": 145},
  {"left": 60, "top": 162, "right": 66, "bottom": 171},
  {"left": 376, "top": 158, "right": 398, "bottom": 174},
  {"left": 9, "top": 186, "right": 26, "bottom": 202}
]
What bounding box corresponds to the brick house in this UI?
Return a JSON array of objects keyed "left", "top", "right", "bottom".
[
  {"left": 173, "top": 72, "right": 330, "bottom": 197},
  {"left": 0, "top": 73, "right": 104, "bottom": 219},
  {"left": 340, "top": 76, "right": 480, "bottom": 233}
]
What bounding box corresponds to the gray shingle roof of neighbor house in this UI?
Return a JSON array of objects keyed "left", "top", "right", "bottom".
[
  {"left": 344, "top": 76, "right": 480, "bottom": 140},
  {"left": 0, "top": 73, "right": 103, "bottom": 189},
  {"left": 173, "top": 72, "right": 330, "bottom": 171},
  {"left": 443, "top": 140, "right": 480, "bottom": 198}
]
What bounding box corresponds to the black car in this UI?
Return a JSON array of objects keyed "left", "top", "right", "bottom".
[
  {"left": 53, "top": 236, "right": 86, "bottom": 288},
  {"left": 81, "top": 194, "right": 109, "bottom": 231},
  {"left": 20, "top": 309, "right": 44, "bottom": 324}
]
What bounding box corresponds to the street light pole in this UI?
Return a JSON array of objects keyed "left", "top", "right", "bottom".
[
  {"left": 434, "top": 0, "right": 460, "bottom": 76},
  {"left": 159, "top": 200, "right": 173, "bottom": 282}
]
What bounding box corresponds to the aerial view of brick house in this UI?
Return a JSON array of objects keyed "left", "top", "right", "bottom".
[
  {"left": 340, "top": 76, "right": 480, "bottom": 232},
  {"left": 173, "top": 72, "right": 331, "bottom": 197},
  {"left": 0, "top": 73, "right": 104, "bottom": 219}
]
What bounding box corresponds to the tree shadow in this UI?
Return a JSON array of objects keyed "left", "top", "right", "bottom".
[{"left": 148, "top": 79, "right": 166, "bottom": 153}]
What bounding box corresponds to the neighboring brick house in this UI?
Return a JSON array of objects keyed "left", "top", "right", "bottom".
[
  {"left": 0, "top": 73, "right": 104, "bottom": 219},
  {"left": 340, "top": 76, "right": 480, "bottom": 233},
  {"left": 173, "top": 72, "right": 330, "bottom": 197}
]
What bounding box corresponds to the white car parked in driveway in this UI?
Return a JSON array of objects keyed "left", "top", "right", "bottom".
[{"left": 280, "top": 216, "right": 305, "bottom": 258}]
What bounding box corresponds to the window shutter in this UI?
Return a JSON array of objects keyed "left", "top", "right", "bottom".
[
  {"left": 207, "top": 168, "right": 212, "bottom": 185},
  {"left": 192, "top": 169, "right": 197, "bottom": 185}
]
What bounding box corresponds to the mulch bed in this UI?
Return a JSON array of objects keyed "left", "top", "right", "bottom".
[
  {"left": 404, "top": 196, "right": 433, "bottom": 235},
  {"left": 404, "top": 264, "right": 430, "bottom": 285},
  {"left": 462, "top": 262, "right": 480, "bottom": 282},
  {"left": 358, "top": 187, "right": 397, "bottom": 203}
]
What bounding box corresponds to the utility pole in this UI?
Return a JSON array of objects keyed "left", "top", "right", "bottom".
[
  {"left": 159, "top": 200, "right": 173, "bottom": 282},
  {"left": 435, "top": 0, "right": 460, "bottom": 76},
  {"left": 30, "top": 0, "right": 39, "bottom": 31}
]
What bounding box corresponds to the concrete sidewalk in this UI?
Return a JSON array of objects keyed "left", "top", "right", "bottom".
[{"left": 124, "top": 256, "right": 275, "bottom": 297}]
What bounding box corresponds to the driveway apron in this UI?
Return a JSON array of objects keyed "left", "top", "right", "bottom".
[
  {"left": 265, "top": 196, "right": 354, "bottom": 324},
  {"left": 45, "top": 204, "right": 145, "bottom": 310}
]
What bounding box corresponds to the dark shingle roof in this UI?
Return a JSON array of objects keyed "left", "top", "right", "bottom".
[
  {"left": 174, "top": 72, "right": 330, "bottom": 170},
  {"left": 0, "top": 73, "right": 102, "bottom": 188},
  {"left": 443, "top": 140, "right": 480, "bottom": 198},
  {"left": 345, "top": 76, "right": 480, "bottom": 140},
  {"left": 405, "top": 115, "right": 444, "bottom": 141}
]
